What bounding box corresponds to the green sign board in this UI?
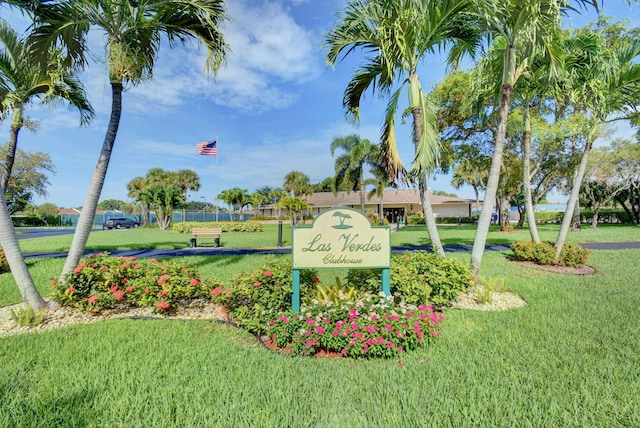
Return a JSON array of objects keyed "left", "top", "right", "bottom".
[{"left": 291, "top": 207, "right": 391, "bottom": 312}]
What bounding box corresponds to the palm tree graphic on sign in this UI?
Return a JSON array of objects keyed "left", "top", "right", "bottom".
[{"left": 332, "top": 211, "right": 353, "bottom": 229}]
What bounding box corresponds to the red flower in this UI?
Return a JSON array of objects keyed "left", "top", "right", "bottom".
[
  {"left": 99, "top": 266, "right": 107, "bottom": 271},
  {"left": 263, "top": 271, "right": 273, "bottom": 277},
  {"left": 134, "top": 263, "right": 141, "bottom": 269},
  {"left": 211, "top": 287, "right": 223, "bottom": 296},
  {"left": 312, "top": 276, "right": 320, "bottom": 283},
  {"left": 121, "top": 278, "right": 128, "bottom": 284},
  {"left": 50, "top": 280, "right": 57, "bottom": 287},
  {"left": 73, "top": 266, "right": 82, "bottom": 274},
  {"left": 125, "top": 286, "right": 135, "bottom": 293},
  {"left": 156, "top": 300, "right": 170, "bottom": 310},
  {"left": 144, "top": 288, "right": 150, "bottom": 294},
  {"left": 190, "top": 278, "right": 200, "bottom": 286},
  {"left": 88, "top": 295, "right": 99, "bottom": 304},
  {"left": 150, "top": 258, "right": 158, "bottom": 264},
  {"left": 110, "top": 285, "right": 119, "bottom": 293},
  {"left": 254, "top": 281, "right": 262, "bottom": 287},
  {"left": 114, "top": 290, "right": 125, "bottom": 301},
  {"left": 66, "top": 287, "right": 76, "bottom": 294}
]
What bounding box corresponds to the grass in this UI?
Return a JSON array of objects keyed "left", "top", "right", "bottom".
[
  {"left": 1, "top": 225, "right": 640, "bottom": 426},
  {"left": 1, "top": 250, "right": 639, "bottom": 426}
]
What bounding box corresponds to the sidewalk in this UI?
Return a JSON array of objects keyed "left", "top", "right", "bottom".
[{"left": 22, "top": 241, "right": 640, "bottom": 260}]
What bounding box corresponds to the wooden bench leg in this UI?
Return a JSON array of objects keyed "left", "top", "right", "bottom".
[
  {"left": 215, "top": 237, "right": 220, "bottom": 247},
  {"left": 190, "top": 238, "right": 197, "bottom": 248}
]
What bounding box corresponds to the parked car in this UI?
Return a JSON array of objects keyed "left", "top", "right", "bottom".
[{"left": 102, "top": 218, "right": 141, "bottom": 230}]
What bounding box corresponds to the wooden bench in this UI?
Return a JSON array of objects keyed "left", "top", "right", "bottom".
[{"left": 190, "top": 227, "right": 222, "bottom": 248}]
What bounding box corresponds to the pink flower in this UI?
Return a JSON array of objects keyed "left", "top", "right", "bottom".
[
  {"left": 121, "top": 278, "right": 128, "bottom": 284},
  {"left": 66, "top": 287, "right": 76, "bottom": 294},
  {"left": 254, "top": 281, "right": 262, "bottom": 287},
  {"left": 134, "top": 263, "right": 141, "bottom": 269},
  {"left": 190, "top": 278, "right": 200, "bottom": 286},
  {"left": 110, "top": 286, "right": 119, "bottom": 293},
  {"left": 100, "top": 266, "right": 107, "bottom": 271},
  {"left": 125, "top": 286, "right": 135, "bottom": 293},
  {"left": 150, "top": 258, "right": 158, "bottom": 264},
  {"left": 306, "top": 318, "right": 316, "bottom": 327},
  {"left": 88, "top": 295, "right": 99, "bottom": 304},
  {"left": 263, "top": 271, "right": 272, "bottom": 277},
  {"left": 156, "top": 300, "right": 170, "bottom": 310},
  {"left": 73, "top": 266, "right": 82, "bottom": 274},
  {"left": 315, "top": 326, "right": 325, "bottom": 335},
  {"left": 50, "top": 280, "right": 57, "bottom": 287},
  {"left": 211, "top": 287, "right": 223, "bottom": 296},
  {"left": 406, "top": 312, "right": 414, "bottom": 319},
  {"left": 305, "top": 340, "right": 315, "bottom": 348},
  {"left": 144, "top": 288, "right": 150, "bottom": 294},
  {"left": 397, "top": 360, "right": 404, "bottom": 367},
  {"left": 114, "top": 290, "right": 125, "bottom": 301}
]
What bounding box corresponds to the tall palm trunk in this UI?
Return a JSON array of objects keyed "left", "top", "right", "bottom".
[
  {"left": 359, "top": 176, "right": 365, "bottom": 213},
  {"left": 471, "top": 83, "right": 513, "bottom": 277},
  {"left": 409, "top": 73, "right": 444, "bottom": 257},
  {"left": 522, "top": 104, "right": 540, "bottom": 243},
  {"left": 0, "top": 106, "right": 24, "bottom": 190},
  {"left": 0, "top": 189, "right": 47, "bottom": 309},
  {"left": 555, "top": 125, "right": 598, "bottom": 259},
  {"left": 59, "top": 83, "right": 123, "bottom": 281}
]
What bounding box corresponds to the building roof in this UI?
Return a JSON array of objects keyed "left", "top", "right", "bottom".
[{"left": 305, "top": 188, "right": 474, "bottom": 208}]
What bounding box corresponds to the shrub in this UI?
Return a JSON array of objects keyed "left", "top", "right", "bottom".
[
  {"left": 264, "top": 293, "right": 445, "bottom": 358},
  {"left": 0, "top": 249, "right": 8, "bottom": 274},
  {"left": 510, "top": 241, "right": 589, "bottom": 267},
  {"left": 172, "top": 221, "right": 262, "bottom": 233},
  {"left": 208, "top": 259, "right": 317, "bottom": 333},
  {"left": 406, "top": 215, "right": 425, "bottom": 225},
  {"left": 51, "top": 252, "right": 220, "bottom": 313},
  {"left": 390, "top": 251, "right": 472, "bottom": 306}
]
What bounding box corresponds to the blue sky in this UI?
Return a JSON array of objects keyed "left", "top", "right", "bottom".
[{"left": 1, "top": 0, "right": 638, "bottom": 208}]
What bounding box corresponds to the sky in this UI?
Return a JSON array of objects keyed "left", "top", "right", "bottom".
[{"left": 1, "top": 0, "right": 638, "bottom": 209}]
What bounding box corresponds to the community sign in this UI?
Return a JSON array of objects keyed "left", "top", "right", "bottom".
[{"left": 293, "top": 207, "right": 390, "bottom": 269}]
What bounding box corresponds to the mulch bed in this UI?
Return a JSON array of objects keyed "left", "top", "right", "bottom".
[{"left": 513, "top": 260, "right": 596, "bottom": 275}]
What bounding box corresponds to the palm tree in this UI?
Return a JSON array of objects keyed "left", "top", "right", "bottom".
[
  {"left": 0, "top": 19, "right": 93, "bottom": 310},
  {"left": 325, "top": 0, "right": 479, "bottom": 257},
  {"left": 330, "top": 134, "right": 380, "bottom": 213},
  {"left": 126, "top": 176, "right": 150, "bottom": 225},
  {"left": 0, "top": 19, "right": 93, "bottom": 189},
  {"left": 467, "top": 0, "right": 598, "bottom": 277},
  {"left": 554, "top": 24, "right": 640, "bottom": 258},
  {"left": 283, "top": 171, "right": 311, "bottom": 198},
  {"left": 23, "top": 0, "right": 229, "bottom": 281},
  {"left": 174, "top": 169, "right": 200, "bottom": 221}
]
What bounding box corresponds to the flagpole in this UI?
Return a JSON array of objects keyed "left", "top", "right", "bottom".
[{"left": 215, "top": 135, "right": 219, "bottom": 222}]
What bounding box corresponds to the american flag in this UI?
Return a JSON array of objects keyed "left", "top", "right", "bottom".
[{"left": 196, "top": 140, "right": 217, "bottom": 156}]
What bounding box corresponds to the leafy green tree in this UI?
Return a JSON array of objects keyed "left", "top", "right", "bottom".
[
  {"left": 0, "top": 144, "right": 54, "bottom": 214},
  {"left": 325, "top": 0, "right": 478, "bottom": 257},
  {"left": 97, "top": 199, "right": 125, "bottom": 211},
  {"left": 330, "top": 134, "right": 380, "bottom": 213},
  {"left": 22, "top": 0, "right": 229, "bottom": 281}
]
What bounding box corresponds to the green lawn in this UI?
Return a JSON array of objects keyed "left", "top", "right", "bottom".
[{"left": 1, "top": 225, "right": 639, "bottom": 426}]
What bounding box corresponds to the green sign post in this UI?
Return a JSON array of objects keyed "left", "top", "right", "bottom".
[{"left": 291, "top": 207, "right": 391, "bottom": 312}]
